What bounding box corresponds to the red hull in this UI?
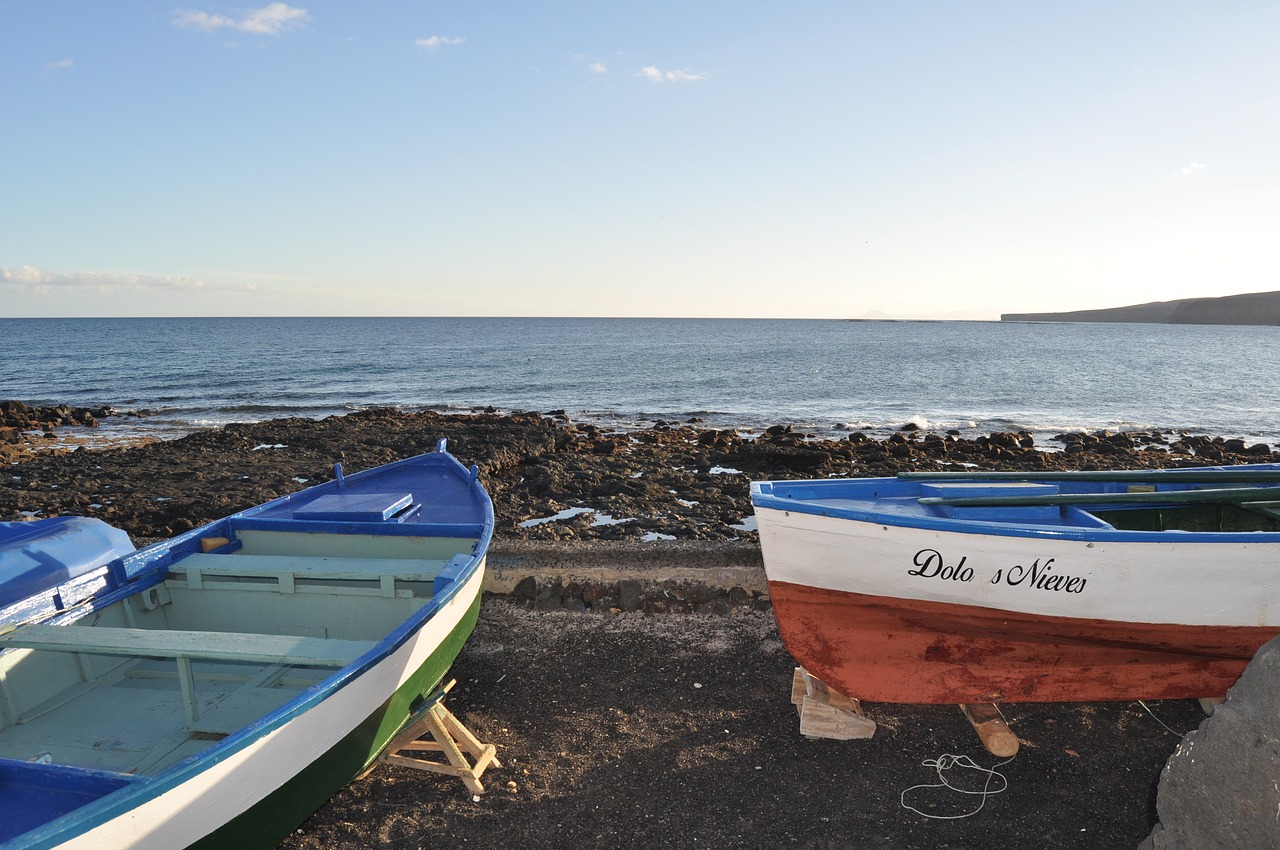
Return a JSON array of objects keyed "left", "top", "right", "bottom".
[{"left": 769, "top": 580, "right": 1280, "bottom": 704}]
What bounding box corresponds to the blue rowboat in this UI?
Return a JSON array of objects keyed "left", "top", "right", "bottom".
[{"left": 0, "top": 440, "right": 492, "bottom": 849}]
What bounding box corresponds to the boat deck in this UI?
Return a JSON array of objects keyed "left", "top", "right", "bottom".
[
  {"left": 0, "top": 532, "right": 477, "bottom": 779},
  {"left": 0, "top": 657, "right": 331, "bottom": 776}
]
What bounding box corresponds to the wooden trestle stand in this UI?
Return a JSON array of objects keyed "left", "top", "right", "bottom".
[
  {"left": 790, "top": 667, "right": 1020, "bottom": 757},
  {"left": 379, "top": 680, "right": 501, "bottom": 794}
]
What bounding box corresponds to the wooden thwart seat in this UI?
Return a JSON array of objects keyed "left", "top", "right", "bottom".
[
  {"left": 166, "top": 552, "right": 454, "bottom": 599},
  {"left": 0, "top": 624, "right": 375, "bottom": 727},
  {"left": 0, "top": 624, "right": 374, "bottom": 668},
  {"left": 170, "top": 552, "right": 446, "bottom": 584}
]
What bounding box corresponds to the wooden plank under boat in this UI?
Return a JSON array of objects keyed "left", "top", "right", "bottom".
[
  {"left": 0, "top": 439, "right": 493, "bottom": 849},
  {"left": 749, "top": 464, "right": 1280, "bottom": 705}
]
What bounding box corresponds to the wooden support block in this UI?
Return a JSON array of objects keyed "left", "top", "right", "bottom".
[
  {"left": 1198, "top": 697, "right": 1225, "bottom": 716},
  {"left": 793, "top": 667, "right": 876, "bottom": 740},
  {"left": 961, "top": 703, "right": 1019, "bottom": 758},
  {"left": 790, "top": 667, "right": 807, "bottom": 707},
  {"left": 380, "top": 681, "right": 501, "bottom": 794}
]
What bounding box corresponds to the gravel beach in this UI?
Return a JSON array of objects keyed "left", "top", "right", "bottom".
[
  {"left": 276, "top": 599, "right": 1202, "bottom": 850},
  {"left": 4, "top": 406, "right": 1270, "bottom": 849}
]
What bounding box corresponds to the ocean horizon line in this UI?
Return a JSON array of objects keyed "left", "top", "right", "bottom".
[{"left": 2, "top": 314, "right": 1005, "bottom": 322}]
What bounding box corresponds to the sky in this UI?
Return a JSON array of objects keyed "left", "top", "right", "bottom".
[{"left": 2, "top": 2, "right": 1279, "bottom": 320}]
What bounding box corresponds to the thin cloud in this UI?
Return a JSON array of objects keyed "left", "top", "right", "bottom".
[
  {"left": 1180, "top": 161, "right": 1207, "bottom": 176},
  {"left": 172, "top": 3, "right": 310, "bottom": 35},
  {"left": 572, "top": 54, "right": 607, "bottom": 74},
  {"left": 1, "top": 266, "right": 259, "bottom": 293},
  {"left": 637, "top": 65, "right": 708, "bottom": 83},
  {"left": 415, "top": 35, "right": 465, "bottom": 50},
  {"left": 45, "top": 59, "right": 75, "bottom": 71}
]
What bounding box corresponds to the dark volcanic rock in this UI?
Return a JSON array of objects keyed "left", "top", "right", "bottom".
[
  {"left": 512, "top": 576, "right": 538, "bottom": 602},
  {"left": 0, "top": 400, "right": 140, "bottom": 462},
  {"left": 534, "top": 578, "right": 563, "bottom": 611},
  {"left": 617, "top": 579, "right": 643, "bottom": 612},
  {"left": 1140, "top": 635, "right": 1280, "bottom": 850},
  {"left": 0, "top": 400, "right": 107, "bottom": 433}
]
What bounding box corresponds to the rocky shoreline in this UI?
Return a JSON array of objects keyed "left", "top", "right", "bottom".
[
  {"left": 2, "top": 404, "right": 1277, "bottom": 542},
  {"left": 0, "top": 400, "right": 122, "bottom": 450}
]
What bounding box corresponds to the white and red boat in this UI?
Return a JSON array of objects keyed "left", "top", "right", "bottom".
[{"left": 750, "top": 465, "right": 1280, "bottom": 704}]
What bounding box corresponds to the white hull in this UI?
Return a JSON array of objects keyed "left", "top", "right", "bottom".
[{"left": 756, "top": 506, "right": 1280, "bottom": 628}]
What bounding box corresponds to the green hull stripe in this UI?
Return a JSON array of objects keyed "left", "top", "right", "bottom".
[{"left": 186, "top": 590, "right": 483, "bottom": 850}]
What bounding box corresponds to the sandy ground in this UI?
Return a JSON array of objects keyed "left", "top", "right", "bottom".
[{"left": 278, "top": 599, "right": 1200, "bottom": 850}]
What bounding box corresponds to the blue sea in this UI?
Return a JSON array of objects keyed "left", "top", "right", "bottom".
[{"left": 1, "top": 317, "right": 1277, "bottom": 449}]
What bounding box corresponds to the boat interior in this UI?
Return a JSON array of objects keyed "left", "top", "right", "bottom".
[
  {"left": 0, "top": 519, "right": 480, "bottom": 839},
  {"left": 918, "top": 481, "right": 1280, "bottom": 532},
  {"left": 1091, "top": 503, "right": 1280, "bottom": 533}
]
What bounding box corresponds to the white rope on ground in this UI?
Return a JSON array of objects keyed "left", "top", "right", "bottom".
[
  {"left": 1137, "top": 700, "right": 1192, "bottom": 737},
  {"left": 900, "top": 752, "right": 1016, "bottom": 820}
]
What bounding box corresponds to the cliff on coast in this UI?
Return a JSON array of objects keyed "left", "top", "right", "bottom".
[{"left": 1002, "top": 289, "right": 1280, "bottom": 325}]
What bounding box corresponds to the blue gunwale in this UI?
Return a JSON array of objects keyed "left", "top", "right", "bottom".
[
  {"left": 750, "top": 468, "right": 1280, "bottom": 545},
  {"left": 4, "top": 444, "right": 494, "bottom": 850}
]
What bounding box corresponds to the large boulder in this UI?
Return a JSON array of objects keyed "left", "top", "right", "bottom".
[{"left": 1138, "top": 636, "right": 1280, "bottom": 849}]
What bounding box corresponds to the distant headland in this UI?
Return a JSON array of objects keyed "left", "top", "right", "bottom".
[{"left": 1002, "top": 290, "right": 1280, "bottom": 325}]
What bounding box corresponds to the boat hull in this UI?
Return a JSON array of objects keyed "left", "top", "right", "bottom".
[
  {"left": 769, "top": 579, "right": 1273, "bottom": 704},
  {"left": 755, "top": 502, "right": 1280, "bottom": 704},
  {"left": 188, "top": 580, "right": 484, "bottom": 850}
]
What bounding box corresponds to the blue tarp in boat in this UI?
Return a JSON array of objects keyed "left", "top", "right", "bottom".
[{"left": 0, "top": 517, "right": 135, "bottom": 608}]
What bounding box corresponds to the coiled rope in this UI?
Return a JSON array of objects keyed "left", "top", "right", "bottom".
[{"left": 900, "top": 752, "right": 1016, "bottom": 820}]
